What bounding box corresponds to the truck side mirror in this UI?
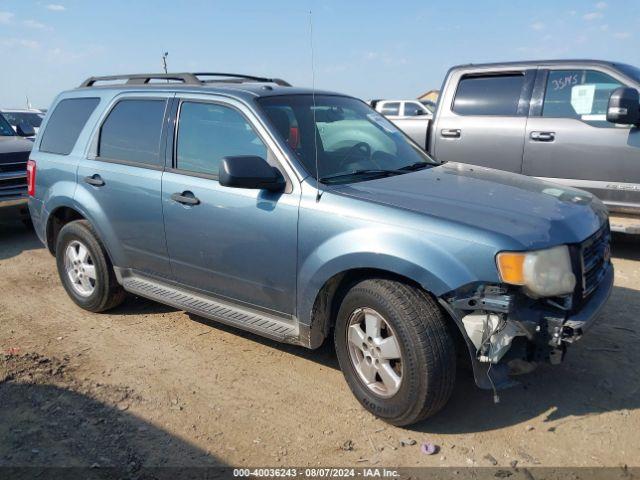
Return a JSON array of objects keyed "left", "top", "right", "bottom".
[
  {"left": 607, "top": 87, "right": 640, "bottom": 126},
  {"left": 16, "top": 121, "right": 35, "bottom": 137}
]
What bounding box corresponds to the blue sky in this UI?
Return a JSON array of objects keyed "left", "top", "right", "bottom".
[{"left": 0, "top": 0, "right": 638, "bottom": 108}]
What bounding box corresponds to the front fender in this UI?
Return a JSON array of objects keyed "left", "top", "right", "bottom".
[{"left": 297, "top": 226, "right": 491, "bottom": 330}]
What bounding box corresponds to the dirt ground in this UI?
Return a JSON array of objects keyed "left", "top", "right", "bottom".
[{"left": 1, "top": 204, "right": 639, "bottom": 471}]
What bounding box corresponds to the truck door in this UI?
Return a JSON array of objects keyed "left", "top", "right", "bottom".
[
  {"left": 432, "top": 70, "right": 535, "bottom": 172},
  {"left": 523, "top": 67, "right": 640, "bottom": 217}
]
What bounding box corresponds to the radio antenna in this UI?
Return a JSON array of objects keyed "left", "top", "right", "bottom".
[{"left": 308, "top": 8, "right": 321, "bottom": 202}]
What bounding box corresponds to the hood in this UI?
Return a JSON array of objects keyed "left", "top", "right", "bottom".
[
  {"left": 333, "top": 162, "right": 607, "bottom": 249},
  {"left": 0, "top": 135, "right": 33, "bottom": 163}
]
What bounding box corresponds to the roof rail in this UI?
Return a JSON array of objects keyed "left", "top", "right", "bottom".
[{"left": 79, "top": 72, "right": 291, "bottom": 88}]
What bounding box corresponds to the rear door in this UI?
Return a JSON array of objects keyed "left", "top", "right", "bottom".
[
  {"left": 76, "top": 93, "right": 173, "bottom": 278},
  {"left": 523, "top": 66, "right": 640, "bottom": 214},
  {"left": 432, "top": 69, "right": 535, "bottom": 172}
]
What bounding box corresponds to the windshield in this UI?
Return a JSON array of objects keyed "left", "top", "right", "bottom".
[
  {"left": 0, "top": 114, "right": 15, "bottom": 136},
  {"left": 258, "top": 95, "right": 438, "bottom": 184},
  {"left": 2, "top": 111, "right": 44, "bottom": 128},
  {"left": 617, "top": 63, "right": 640, "bottom": 84}
]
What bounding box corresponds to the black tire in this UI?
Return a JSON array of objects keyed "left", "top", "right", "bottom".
[
  {"left": 334, "top": 279, "right": 456, "bottom": 426},
  {"left": 55, "top": 220, "right": 126, "bottom": 312}
]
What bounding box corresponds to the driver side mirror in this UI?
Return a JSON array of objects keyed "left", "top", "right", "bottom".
[
  {"left": 16, "top": 121, "right": 35, "bottom": 137},
  {"left": 607, "top": 87, "right": 640, "bottom": 126},
  {"left": 219, "top": 156, "right": 285, "bottom": 192}
]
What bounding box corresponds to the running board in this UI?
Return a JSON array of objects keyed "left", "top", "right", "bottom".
[{"left": 120, "top": 273, "right": 301, "bottom": 344}]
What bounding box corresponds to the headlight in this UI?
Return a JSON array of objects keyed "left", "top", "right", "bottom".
[{"left": 496, "top": 245, "right": 576, "bottom": 298}]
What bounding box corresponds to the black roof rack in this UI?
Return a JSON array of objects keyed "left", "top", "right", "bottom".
[{"left": 79, "top": 72, "right": 291, "bottom": 88}]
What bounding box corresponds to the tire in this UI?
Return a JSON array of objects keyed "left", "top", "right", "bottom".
[
  {"left": 55, "top": 220, "right": 126, "bottom": 312},
  {"left": 334, "top": 279, "right": 456, "bottom": 426}
]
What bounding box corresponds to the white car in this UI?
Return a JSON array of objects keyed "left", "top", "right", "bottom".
[{"left": 0, "top": 109, "right": 45, "bottom": 138}]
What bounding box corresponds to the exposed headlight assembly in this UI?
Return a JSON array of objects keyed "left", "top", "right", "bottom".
[{"left": 496, "top": 245, "right": 576, "bottom": 298}]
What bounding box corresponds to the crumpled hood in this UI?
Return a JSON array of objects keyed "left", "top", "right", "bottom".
[{"left": 333, "top": 162, "right": 607, "bottom": 249}]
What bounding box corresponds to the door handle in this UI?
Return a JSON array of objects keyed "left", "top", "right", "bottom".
[
  {"left": 530, "top": 131, "right": 555, "bottom": 142},
  {"left": 171, "top": 191, "right": 200, "bottom": 206},
  {"left": 441, "top": 128, "right": 461, "bottom": 138},
  {"left": 84, "top": 174, "right": 105, "bottom": 187}
]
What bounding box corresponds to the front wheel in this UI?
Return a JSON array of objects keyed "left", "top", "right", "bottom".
[{"left": 334, "top": 279, "right": 456, "bottom": 426}]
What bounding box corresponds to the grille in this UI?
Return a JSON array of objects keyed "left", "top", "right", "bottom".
[
  {"left": 0, "top": 152, "right": 29, "bottom": 198},
  {"left": 580, "top": 225, "right": 610, "bottom": 298}
]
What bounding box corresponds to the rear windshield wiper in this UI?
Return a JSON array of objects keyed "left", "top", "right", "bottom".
[{"left": 319, "top": 169, "right": 403, "bottom": 183}]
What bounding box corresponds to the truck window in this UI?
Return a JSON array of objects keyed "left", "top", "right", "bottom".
[
  {"left": 175, "top": 102, "right": 267, "bottom": 176},
  {"left": 542, "top": 70, "right": 624, "bottom": 127},
  {"left": 40, "top": 98, "right": 100, "bottom": 155},
  {"left": 380, "top": 102, "right": 400, "bottom": 116},
  {"left": 98, "top": 99, "right": 166, "bottom": 166},
  {"left": 403, "top": 102, "right": 425, "bottom": 116},
  {"left": 453, "top": 74, "right": 524, "bottom": 116}
]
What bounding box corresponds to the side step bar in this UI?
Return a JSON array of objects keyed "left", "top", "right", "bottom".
[{"left": 119, "top": 272, "right": 301, "bottom": 344}]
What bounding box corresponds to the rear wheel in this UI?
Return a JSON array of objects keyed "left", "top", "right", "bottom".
[
  {"left": 334, "top": 279, "right": 456, "bottom": 426},
  {"left": 55, "top": 220, "right": 125, "bottom": 312}
]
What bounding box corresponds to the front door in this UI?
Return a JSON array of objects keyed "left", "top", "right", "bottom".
[
  {"left": 523, "top": 68, "right": 640, "bottom": 214},
  {"left": 162, "top": 98, "right": 300, "bottom": 315},
  {"left": 433, "top": 70, "right": 534, "bottom": 172}
]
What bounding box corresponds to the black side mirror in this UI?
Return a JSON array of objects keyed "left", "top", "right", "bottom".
[
  {"left": 16, "top": 121, "right": 35, "bottom": 137},
  {"left": 607, "top": 87, "right": 640, "bottom": 125},
  {"left": 219, "top": 156, "right": 285, "bottom": 192}
]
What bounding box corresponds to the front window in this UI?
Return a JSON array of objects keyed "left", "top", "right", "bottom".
[
  {"left": 258, "top": 95, "right": 438, "bottom": 184},
  {"left": 403, "top": 102, "right": 427, "bottom": 116},
  {"left": 2, "top": 111, "right": 44, "bottom": 128},
  {"left": 542, "top": 69, "right": 624, "bottom": 127},
  {"left": 0, "top": 114, "right": 15, "bottom": 136}
]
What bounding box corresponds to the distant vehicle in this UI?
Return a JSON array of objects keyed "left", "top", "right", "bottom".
[
  {"left": 370, "top": 99, "right": 432, "bottom": 149},
  {"left": 0, "top": 112, "right": 33, "bottom": 209},
  {"left": 419, "top": 99, "right": 436, "bottom": 113},
  {"left": 428, "top": 59, "right": 640, "bottom": 234},
  {"left": 29, "top": 72, "right": 612, "bottom": 426},
  {"left": 0, "top": 109, "right": 45, "bottom": 139}
]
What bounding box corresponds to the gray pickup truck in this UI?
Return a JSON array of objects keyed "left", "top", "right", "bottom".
[
  {"left": 387, "top": 60, "right": 640, "bottom": 233},
  {"left": 0, "top": 112, "right": 33, "bottom": 210}
]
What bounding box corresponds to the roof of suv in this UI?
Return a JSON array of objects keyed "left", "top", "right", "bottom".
[
  {"left": 72, "top": 72, "right": 344, "bottom": 102},
  {"left": 451, "top": 59, "right": 634, "bottom": 70}
]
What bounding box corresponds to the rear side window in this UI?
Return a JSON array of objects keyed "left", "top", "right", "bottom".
[
  {"left": 175, "top": 102, "right": 267, "bottom": 176},
  {"left": 380, "top": 102, "right": 400, "bottom": 116},
  {"left": 40, "top": 98, "right": 100, "bottom": 155},
  {"left": 453, "top": 74, "right": 524, "bottom": 116},
  {"left": 98, "top": 99, "right": 166, "bottom": 166}
]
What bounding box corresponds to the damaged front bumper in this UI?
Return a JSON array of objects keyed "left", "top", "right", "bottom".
[{"left": 440, "top": 263, "right": 614, "bottom": 390}]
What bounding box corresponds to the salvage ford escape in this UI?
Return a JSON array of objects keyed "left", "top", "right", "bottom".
[{"left": 28, "top": 73, "right": 613, "bottom": 426}]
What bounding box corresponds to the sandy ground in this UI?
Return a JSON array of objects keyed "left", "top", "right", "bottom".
[{"left": 1, "top": 204, "right": 639, "bottom": 471}]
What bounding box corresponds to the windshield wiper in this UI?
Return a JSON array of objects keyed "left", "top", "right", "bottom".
[
  {"left": 399, "top": 161, "right": 435, "bottom": 171},
  {"left": 319, "top": 169, "right": 403, "bottom": 183}
]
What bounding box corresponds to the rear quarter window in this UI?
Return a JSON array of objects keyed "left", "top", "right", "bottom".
[{"left": 40, "top": 98, "right": 100, "bottom": 155}]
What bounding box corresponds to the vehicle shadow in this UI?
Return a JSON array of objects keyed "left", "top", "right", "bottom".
[
  {"left": 611, "top": 232, "right": 640, "bottom": 261},
  {"left": 0, "top": 354, "right": 226, "bottom": 474},
  {"left": 0, "top": 206, "right": 43, "bottom": 261}
]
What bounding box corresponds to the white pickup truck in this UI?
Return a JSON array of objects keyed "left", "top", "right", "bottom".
[{"left": 370, "top": 99, "right": 432, "bottom": 149}]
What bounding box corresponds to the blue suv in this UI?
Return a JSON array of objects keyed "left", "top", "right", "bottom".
[{"left": 28, "top": 73, "right": 613, "bottom": 426}]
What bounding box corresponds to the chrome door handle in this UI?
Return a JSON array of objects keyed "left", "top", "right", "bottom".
[
  {"left": 530, "top": 131, "right": 555, "bottom": 142},
  {"left": 84, "top": 174, "right": 105, "bottom": 187},
  {"left": 171, "top": 191, "right": 200, "bottom": 206},
  {"left": 441, "top": 128, "right": 461, "bottom": 138}
]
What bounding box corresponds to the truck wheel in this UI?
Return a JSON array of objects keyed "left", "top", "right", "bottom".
[
  {"left": 334, "top": 279, "right": 456, "bottom": 426},
  {"left": 55, "top": 220, "right": 126, "bottom": 312}
]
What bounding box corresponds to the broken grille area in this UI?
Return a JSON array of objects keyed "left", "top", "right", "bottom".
[{"left": 580, "top": 224, "right": 610, "bottom": 299}]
